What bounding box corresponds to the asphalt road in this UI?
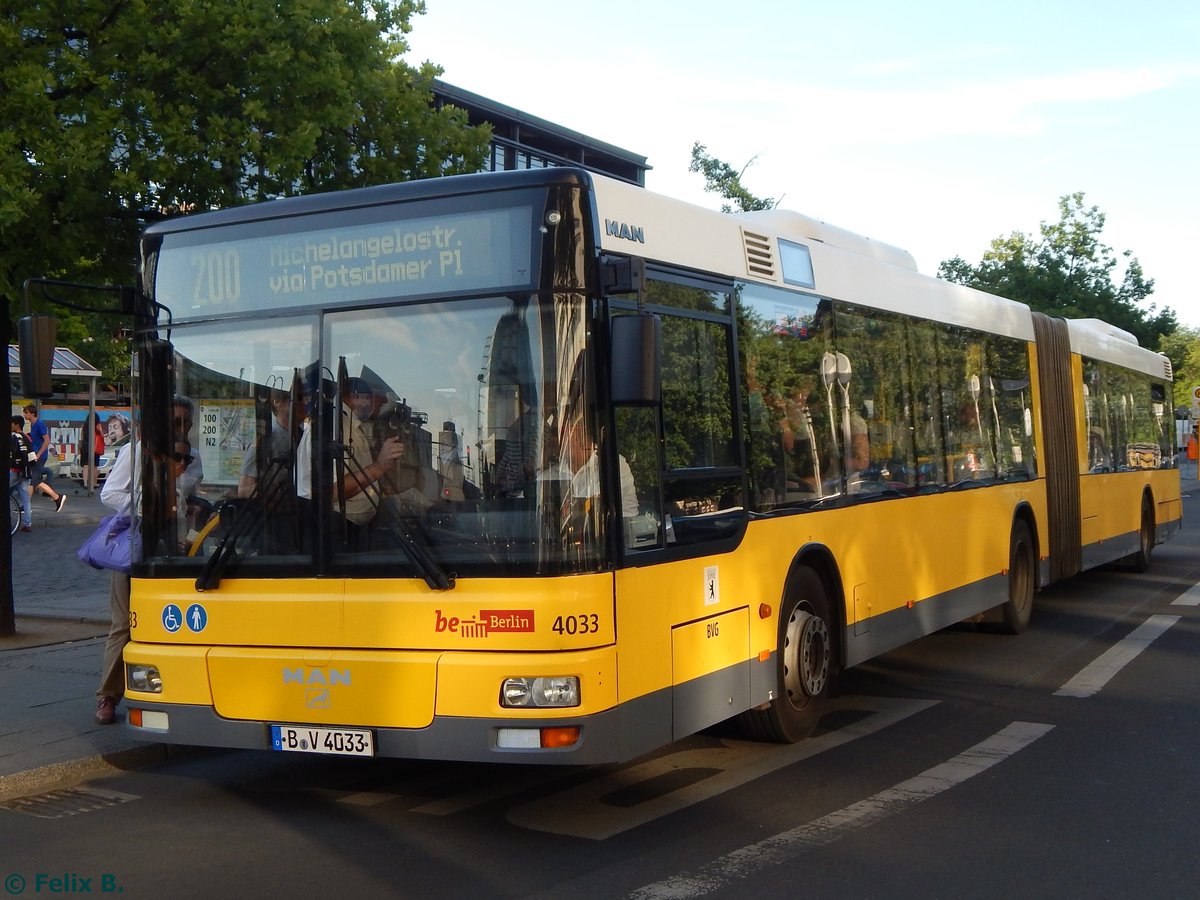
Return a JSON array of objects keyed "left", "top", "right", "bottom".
[{"left": 2, "top": 495, "right": 1198, "bottom": 898}]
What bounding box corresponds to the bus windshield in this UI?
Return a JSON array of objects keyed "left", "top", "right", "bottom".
[{"left": 141, "top": 292, "right": 608, "bottom": 578}]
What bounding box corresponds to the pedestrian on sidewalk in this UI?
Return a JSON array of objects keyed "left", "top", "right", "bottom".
[
  {"left": 83, "top": 412, "right": 105, "bottom": 490},
  {"left": 95, "top": 401, "right": 201, "bottom": 724},
  {"left": 94, "top": 439, "right": 135, "bottom": 725},
  {"left": 10, "top": 415, "right": 35, "bottom": 532},
  {"left": 22, "top": 404, "right": 67, "bottom": 512}
]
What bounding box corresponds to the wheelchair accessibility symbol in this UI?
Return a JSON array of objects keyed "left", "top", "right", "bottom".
[{"left": 162, "top": 604, "right": 183, "bottom": 633}]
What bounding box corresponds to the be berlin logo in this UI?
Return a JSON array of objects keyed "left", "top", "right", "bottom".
[{"left": 4, "top": 873, "right": 124, "bottom": 894}]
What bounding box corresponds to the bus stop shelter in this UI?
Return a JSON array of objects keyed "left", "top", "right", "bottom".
[{"left": 8, "top": 344, "right": 104, "bottom": 492}]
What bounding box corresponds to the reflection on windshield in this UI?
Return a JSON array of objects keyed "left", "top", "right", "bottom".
[{"left": 144, "top": 295, "right": 618, "bottom": 578}]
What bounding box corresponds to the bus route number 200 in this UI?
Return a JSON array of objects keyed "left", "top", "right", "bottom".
[{"left": 551, "top": 613, "right": 600, "bottom": 635}]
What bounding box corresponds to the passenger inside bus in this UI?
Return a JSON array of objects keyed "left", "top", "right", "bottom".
[
  {"left": 237, "top": 388, "right": 301, "bottom": 499},
  {"left": 337, "top": 376, "right": 405, "bottom": 545},
  {"left": 559, "top": 354, "right": 639, "bottom": 549}
]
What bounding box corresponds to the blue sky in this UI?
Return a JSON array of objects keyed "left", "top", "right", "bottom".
[{"left": 406, "top": 1, "right": 1200, "bottom": 331}]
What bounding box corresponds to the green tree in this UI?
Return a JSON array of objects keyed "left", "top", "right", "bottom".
[
  {"left": 1, "top": 0, "right": 491, "bottom": 384},
  {"left": 938, "top": 193, "right": 1176, "bottom": 349},
  {"left": 1159, "top": 326, "right": 1200, "bottom": 410},
  {"left": 689, "top": 142, "right": 776, "bottom": 213}
]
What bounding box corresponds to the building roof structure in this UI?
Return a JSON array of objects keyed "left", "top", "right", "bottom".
[{"left": 432, "top": 80, "right": 650, "bottom": 186}]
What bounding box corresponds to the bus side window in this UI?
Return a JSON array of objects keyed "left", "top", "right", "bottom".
[{"left": 616, "top": 406, "right": 662, "bottom": 550}]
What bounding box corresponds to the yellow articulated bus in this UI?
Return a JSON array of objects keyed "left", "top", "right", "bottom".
[{"left": 121, "top": 167, "right": 1180, "bottom": 763}]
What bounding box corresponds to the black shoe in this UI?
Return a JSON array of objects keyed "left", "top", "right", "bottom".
[{"left": 55, "top": 494, "right": 67, "bottom": 512}]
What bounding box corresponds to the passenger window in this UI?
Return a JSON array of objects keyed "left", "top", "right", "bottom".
[{"left": 615, "top": 278, "right": 744, "bottom": 548}]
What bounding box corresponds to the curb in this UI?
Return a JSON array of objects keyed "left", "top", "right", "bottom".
[
  {"left": 0, "top": 618, "right": 108, "bottom": 652},
  {"left": 0, "top": 744, "right": 174, "bottom": 805}
]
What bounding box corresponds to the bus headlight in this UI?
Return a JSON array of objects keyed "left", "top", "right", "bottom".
[
  {"left": 127, "top": 664, "right": 163, "bottom": 694},
  {"left": 500, "top": 676, "right": 580, "bottom": 708}
]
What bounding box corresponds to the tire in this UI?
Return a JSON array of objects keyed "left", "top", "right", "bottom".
[
  {"left": 738, "top": 567, "right": 834, "bottom": 743},
  {"left": 1128, "top": 495, "right": 1154, "bottom": 573},
  {"left": 999, "top": 519, "right": 1036, "bottom": 634},
  {"left": 9, "top": 492, "right": 20, "bottom": 535}
]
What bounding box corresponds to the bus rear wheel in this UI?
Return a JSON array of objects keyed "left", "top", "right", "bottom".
[
  {"left": 999, "top": 519, "right": 1035, "bottom": 634},
  {"left": 1127, "top": 496, "right": 1154, "bottom": 573},
  {"left": 739, "top": 567, "right": 833, "bottom": 743}
]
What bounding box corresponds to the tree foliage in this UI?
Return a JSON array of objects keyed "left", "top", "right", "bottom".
[
  {"left": 1, "top": 0, "right": 491, "bottom": 385},
  {"left": 1159, "top": 326, "right": 1200, "bottom": 410},
  {"left": 688, "top": 142, "right": 776, "bottom": 213},
  {"left": 938, "top": 193, "right": 1176, "bottom": 350}
]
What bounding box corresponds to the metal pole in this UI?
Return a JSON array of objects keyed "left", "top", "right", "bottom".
[
  {"left": 2, "top": 295, "right": 16, "bottom": 637},
  {"left": 87, "top": 374, "right": 97, "bottom": 495}
]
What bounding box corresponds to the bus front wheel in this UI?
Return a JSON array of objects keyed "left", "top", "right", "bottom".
[{"left": 739, "top": 567, "right": 833, "bottom": 743}]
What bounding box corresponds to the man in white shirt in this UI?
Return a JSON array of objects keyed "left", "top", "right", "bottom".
[
  {"left": 94, "top": 402, "right": 201, "bottom": 725},
  {"left": 93, "top": 439, "right": 135, "bottom": 724},
  {"left": 563, "top": 407, "right": 638, "bottom": 518}
]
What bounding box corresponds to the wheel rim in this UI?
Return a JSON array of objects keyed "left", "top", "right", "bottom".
[{"left": 783, "top": 605, "right": 830, "bottom": 704}]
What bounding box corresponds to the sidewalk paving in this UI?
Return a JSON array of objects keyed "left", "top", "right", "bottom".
[
  {"left": 1, "top": 479, "right": 170, "bottom": 801},
  {"left": 2, "top": 473, "right": 1198, "bottom": 802}
]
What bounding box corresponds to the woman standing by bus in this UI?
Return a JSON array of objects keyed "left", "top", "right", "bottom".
[{"left": 83, "top": 414, "right": 105, "bottom": 489}]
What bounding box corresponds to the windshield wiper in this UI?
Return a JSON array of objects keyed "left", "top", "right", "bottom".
[
  {"left": 197, "top": 370, "right": 307, "bottom": 592},
  {"left": 382, "top": 514, "right": 455, "bottom": 591},
  {"left": 334, "top": 432, "right": 455, "bottom": 591},
  {"left": 194, "top": 455, "right": 293, "bottom": 592}
]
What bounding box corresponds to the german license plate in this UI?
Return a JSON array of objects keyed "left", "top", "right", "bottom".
[{"left": 271, "top": 724, "right": 375, "bottom": 757}]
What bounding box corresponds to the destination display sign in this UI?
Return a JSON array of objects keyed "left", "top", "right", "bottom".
[{"left": 155, "top": 205, "right": 534, "bottom": 318}]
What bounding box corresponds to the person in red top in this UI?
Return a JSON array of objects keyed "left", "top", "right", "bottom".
[{"left": 84, "top": 414, "right": 106, "bottom": 489}]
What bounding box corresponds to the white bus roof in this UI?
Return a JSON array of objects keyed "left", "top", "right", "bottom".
[
  {"left": 590, "top": 175, "right": 1033, "bottom": 340},
  {"left": 1066, "top": 318, "right": 1172, "bottom": 380},
  {"left": 589, "top": 174, "right": 1170, "bottom": 380}
]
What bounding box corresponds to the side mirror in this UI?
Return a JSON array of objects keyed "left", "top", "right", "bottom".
[
  {"left": 600, "top": 255, "right": 645, "bottom": 301},
  {"left": 16, "top": 315, "right": 57, "bottom": 398},
  {"left": 139, "top": 337, "right": 175, "bottom": 457},
  {"left": 610, "top": 314, "right": 660, "bottom": 405}
]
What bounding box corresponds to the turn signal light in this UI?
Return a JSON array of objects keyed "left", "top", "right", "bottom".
[
  {"left": 540, "top": 727, "right": 580, "bottom": 748},
  {"left": 496, "top": 726, "right": 581, "bottom": 749}
]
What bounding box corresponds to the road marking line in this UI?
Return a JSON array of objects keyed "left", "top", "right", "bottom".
[
  {"left": 411, "top": 769, "right": 577, "bottom": 816},
  {"left": 507, "top": 696, "right": 937, "bottom": 840},
  {"left": 1055, "top": 615, "right": 1180, "bottom": 698},
  {"left": 338, "top": 792, "right": 395, "bottom": 807},
  {"left": 1171, "top": 583, "right": 1200, "bottom": 607},
  {"left": 337, "top": 768, "right": 469, "bottom": 807},
  {"left": 629, "top": 721, "right": 1054, "bottom": 900}
]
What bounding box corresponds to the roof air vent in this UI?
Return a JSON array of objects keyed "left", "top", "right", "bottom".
[{"left": 742, "top": 230, "right": 776, "bottom": 279}]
